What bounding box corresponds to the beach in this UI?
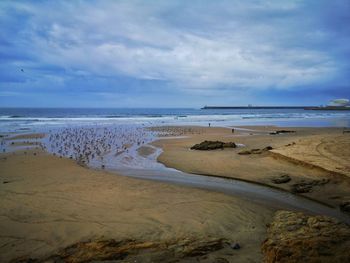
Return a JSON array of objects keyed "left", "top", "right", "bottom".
[
  {"left": 2, "top": 0, "right": 350, "bottom": 261},
  {"left": 0, "top": 146, "right": 273, "bottom": 263},
  {"left": 1, "top": 123, "right": 350, "bottom": 262},
  {"left": 154, "top": 126, "right": 350, "bottom": 208}
]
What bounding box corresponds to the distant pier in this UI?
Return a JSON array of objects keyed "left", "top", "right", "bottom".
[{"left": 201, "top": 106, "right": 350, "bottom": 110}]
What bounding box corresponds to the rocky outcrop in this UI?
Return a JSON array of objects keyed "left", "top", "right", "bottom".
[
  {"left": 291, "top": 179, "right": 329, "bottom": 194},
  {"left": 238, "top": 146, "right": 273, "bottom": 155},
  {"left": 271, "top": 174, "right": 291, "bottom": 184},
  {"left": 190, "top": 141, "right": 236, "bottom": 150},
  {"left": 261, "top": 210, "right": 350, "bottom": 263},
  {"left": 13, "top": 237, "right": 232, "bottom": 263}
]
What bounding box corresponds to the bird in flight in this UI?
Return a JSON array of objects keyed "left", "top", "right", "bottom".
[{"left": 21, "top": 69, "right": 24, "bottom": 72}]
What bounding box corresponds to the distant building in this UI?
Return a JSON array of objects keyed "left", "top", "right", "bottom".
[{"left": 327, "top": 99, "right": 349, "bottom": 107}]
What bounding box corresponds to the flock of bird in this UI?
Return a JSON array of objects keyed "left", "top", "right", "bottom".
[
  {"left": 148, "top": 126, "right": 204, "bottom": 137},
  {"left": 44, "top": 125, "right": 155, "bottom": 168},
  {"left": 1, "top": 125, "right": 205, "bottom": 169}
]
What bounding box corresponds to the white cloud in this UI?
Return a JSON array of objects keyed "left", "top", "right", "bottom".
[{"left": 2, "top": 0, "right": 342, "bottom": 91}]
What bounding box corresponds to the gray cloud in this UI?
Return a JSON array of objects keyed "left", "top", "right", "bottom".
[{"left": 1, "top": 0, "right": 349, "bottom": 94}]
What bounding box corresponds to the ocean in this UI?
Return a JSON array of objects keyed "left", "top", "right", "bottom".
[{"left": 1, "top": 107, "right": 350, "bottom": 132}]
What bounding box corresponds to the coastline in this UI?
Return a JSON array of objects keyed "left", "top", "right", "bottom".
[
  {"left": 153, "top": 126, "right": 350, "bottom": 210},
  {"left": 2, "top": 126, "right": 350, "bottom": 210},
  {"left": 2, "top": 125, "right": 350, "bottom": 209},
  {"left": 1, "top": 125, "right": 350, "bottom": 262}
]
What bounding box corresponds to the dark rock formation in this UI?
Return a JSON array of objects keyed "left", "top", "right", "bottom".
[
  {"left": 261, "top": 211, "right": 350, "bottom": 263},
  {"left": 237, "top": 150, "right": 251, "bottom": 155},
  {"left": 230, "top": 243, "right": 241, "bottom": 250},
  {"left": 264, "top": 146, "right": 273, "bottom": 151},
  {"left": 13, "top": 238, "right": 231, "bottom": 263},
  {"left": 271, "top": 174, "right": 291, "bottom": 184},
  {"left": 340, "top": 201, "right": 350, "bottom": 213},
  {"left": 291, "top": 183, "right": 313, "bottom": 193},
  {"left": 291, "top": 179, "right": 329, "bottom": 194},
  {"left": 190, "top": 140, "right": 236, "bottom": 150},
  {"left": 223, "top": 142, "right": 237, "bottom": 148},
  {"left": 181, "top": 238, "right": 227, "bottom": 257}
]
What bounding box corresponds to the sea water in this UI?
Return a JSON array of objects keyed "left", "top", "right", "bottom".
[{"left": 1, "top": 107, "right": 350, "bottom": 133}]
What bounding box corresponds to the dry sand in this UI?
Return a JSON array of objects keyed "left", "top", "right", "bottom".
[
  {"left": 153, "top": 126, "right": 350, "bottom": 209},
  {"left": 271, "top": 133, "right": 350, "bottom": 177},
  {"left": 0, "top": 149, "right": 273, "bottom": 262}
]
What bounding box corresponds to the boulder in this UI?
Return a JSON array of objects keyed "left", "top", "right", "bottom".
[
  {"left": 261, "top": 211, "right": 350, "bottom": 263},
  {"left": 190, "top": 141, "right": 236, "bottom": 150},
  {"left": 291, "top": 179, "right": 329, "bottom": 194},
  {"left": 263, "top": 146, "right": 273, "bottom": 151},
  {"left": 291, "top": 183, "right": 313, "bottom": 193},
  {"left": 271, "top": 174, "right": 291, "bottom": 184}
]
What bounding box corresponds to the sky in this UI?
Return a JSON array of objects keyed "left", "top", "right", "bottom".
[{"left": 0, "top": 0, "right": 349, "bottom": 108}]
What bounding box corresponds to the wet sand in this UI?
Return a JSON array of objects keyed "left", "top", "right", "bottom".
[
  {"left": 137, "top": 145, "right": 157, "bottom": 157},
  {"left": 153, "top": 126, "right": 350, "bottom": 209},
  {"left": 0, "top": 148, "right": 273, "bottom": 263},
  {"left": 6, "top": 133, "right": 46, "bottom": 140}
]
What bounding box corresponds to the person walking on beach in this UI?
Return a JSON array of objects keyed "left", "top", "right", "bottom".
[{"left": 208, "top": 123, "right": 211, "bottom": 127}]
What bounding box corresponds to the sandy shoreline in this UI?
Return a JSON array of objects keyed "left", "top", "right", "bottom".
[
  {"left": 1, "top": 126, "right": 350, "bottom": 262},
  {"left": 0, "top": 148, "right": 273, "bottom": 262},
  {"left": 153, "top": 126, "right": 350, "bottom": 209}
]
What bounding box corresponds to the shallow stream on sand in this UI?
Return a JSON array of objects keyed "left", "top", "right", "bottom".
[{"left": 115, "top": 164, "right": 350, "bottom": 224}]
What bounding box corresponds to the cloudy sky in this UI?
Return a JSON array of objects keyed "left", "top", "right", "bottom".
[{"left": 0, "top": 0, "right": 349, "bottom": 107}]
